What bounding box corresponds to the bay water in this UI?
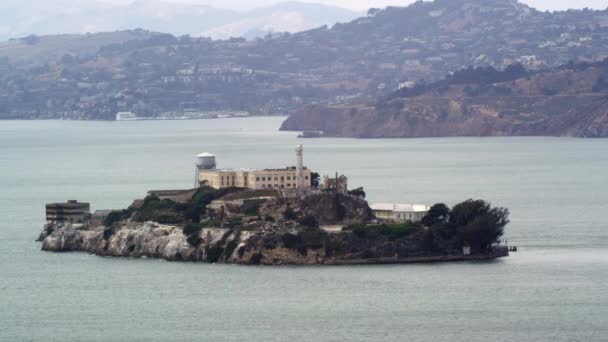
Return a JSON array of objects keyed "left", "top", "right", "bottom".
[{"left": 1, "top": 117, "right": 607, "bottom": 341}]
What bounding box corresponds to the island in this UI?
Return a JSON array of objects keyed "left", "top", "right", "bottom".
[
  {"left": 38, "top": 145, "right": 511, "bottom": 265},
  {"left": 38, "top": 188, "right": 510, "bottom": 265}
]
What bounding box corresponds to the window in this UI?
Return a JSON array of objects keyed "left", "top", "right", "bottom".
[
  {"left": 256, "top": 177, "right": 260, "bottom": 181},
  {"left": 305, "top": 176, "right": 309, "bottom": 180},
  {"left": 281, "top": 176, "right": 284, "bottom": 181},
  {"left": 262, "top": 177, "right": 266, "bottom": 181},
  {"left": 287, "top": 176, "right": 291, "bottom": 180},
  {"left": 275, "top": 177, "right": 278, "bottom": 181}
]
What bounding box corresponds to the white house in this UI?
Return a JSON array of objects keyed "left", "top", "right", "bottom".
[{"left": 370, "top": 203, "right": 431, "bottom": 223}]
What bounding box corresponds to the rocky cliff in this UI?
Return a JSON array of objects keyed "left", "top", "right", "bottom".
[
  {"left": 38, "top": 222, "right": 508, "bottom": 265},
  {"left": 281, "top": 61, "right": 608, "bottom": 138}
]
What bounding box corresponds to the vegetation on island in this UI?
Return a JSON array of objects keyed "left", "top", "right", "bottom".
[
  {"left": 104, "top": 185, "right": 509, "bottom": 255},
  {"left": 420, "top": 200, "right": 509, "bottom": 252}
]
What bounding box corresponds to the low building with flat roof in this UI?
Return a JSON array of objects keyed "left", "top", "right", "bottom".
[
  {"left": 371, "top": 203, "right": 430, "bottom": 223},
  {"left": 46, "top": 200, "right": 91, "bottom": 224}
]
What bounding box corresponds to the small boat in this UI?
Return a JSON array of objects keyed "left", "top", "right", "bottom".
[{"left": 298, "top": 131, "right": 323, "bottom": 138}]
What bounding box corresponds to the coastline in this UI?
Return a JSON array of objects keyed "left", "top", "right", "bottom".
[
  {"left": 38, "top": 222, "right": 509, "bottom": 266},
  {"left": 330, "top": 248, "right": 509, "bottom": 265}
]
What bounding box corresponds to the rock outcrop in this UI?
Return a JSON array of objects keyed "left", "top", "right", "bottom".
[{"left": 38, "top": 222, "right": 508, "bottom": 265}]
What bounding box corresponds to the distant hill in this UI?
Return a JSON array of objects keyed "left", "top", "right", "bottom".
[
  {"left": 201, "top": 2, "right": 363, "bottom": 40},
  {"left": 1, "top": 0, "right": 608, "bottom": 123},
  {"left": 0, "top": 0, "right": 360, "bottom": 41},
  {"left": 281, "top": 61, "right": 608, "bottom": 138}
]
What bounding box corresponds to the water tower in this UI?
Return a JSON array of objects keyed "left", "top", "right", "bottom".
[{"left": 194, "top": 152, "right": 217, "bottom": 188}]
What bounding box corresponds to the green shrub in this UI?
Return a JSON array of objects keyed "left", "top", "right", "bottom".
[
  {"left": 333, "top": 194, "right": 346, "bottom": 221},
  {"left": 378, "top": 223, "right": 422, "bottom": 240},
  {"left": 352, "top": 226, "right": 368, "bottom": 238},
  {"left": 283, "top": 207, "right": 297, "bottom": 221},
  {"left": 133, "top": 195, "right": 180, "bottom": 222},
  {"left": 300, "top": 228, "right": 325, "bottom": 249},
  {"left": 154, "top": 213, "right": 180, "bottom": 224},
  {"left": 281, "top": 233, "right": 302, "bottom": 249},
  {"left": 103, "top": 210, "right": 130, "bottom": 227},
  {"left": 345, "top": 223, "right": 421, "bottom": 240},
  {"left": 226, "top": 216, "right": 243, "bottom": 229},
  {"left": 242, "top": 200, "right": 264, "bottom": 216},
  {"left": 183, "top": 223, "right": 202, "bottom": 236},
  {"left": 200, "top": 219, "right": 222, "bottom": 228},
  {"left": 298, "top": 215, "right": 319, "bottom": 228},
  {"left": 348, "top": 187, "right": 366, "bottom": 199}
]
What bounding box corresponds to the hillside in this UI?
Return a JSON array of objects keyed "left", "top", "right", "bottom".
[
  {"left": 281, "top": 61, "right": 608, "bottom": 138},
  {"left": 2, "top": 0, "right": 608, "bottom": 120}
]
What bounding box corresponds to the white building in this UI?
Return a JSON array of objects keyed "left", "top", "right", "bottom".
[
  {"left": 370, "top": 203, "right": 431, "bottom": 223},
  {"left": 116, "top": 112, "right": 137, "bottom": 121}
]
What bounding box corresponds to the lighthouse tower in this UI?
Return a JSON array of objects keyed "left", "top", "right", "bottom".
[{"left": 295, "top": 145, "right": 304, "bottom": 188}]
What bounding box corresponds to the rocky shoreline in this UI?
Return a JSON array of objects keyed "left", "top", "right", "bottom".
[{"left": 38, "top": 221, "right": 509, "bottom": 265}]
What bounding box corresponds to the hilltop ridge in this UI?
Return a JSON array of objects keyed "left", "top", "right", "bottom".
[
  {"left": 1, "top": 0, "right": 608, "bottom": 121},
  {"left": 0, "top": 1, "right": 360, "bottom": 41}
]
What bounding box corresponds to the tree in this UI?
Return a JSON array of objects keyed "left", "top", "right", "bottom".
[
  {"left": 311, "top": 172, "right": 321, "bottom": 188},
  {"left": 298, "top": 215, "right": 319, "bottom": 228},
  {"left": 450, "top": 200, "right": 509, "bottom": 251},
  {"left": 103, "top": 210, "right": 130, "bottom": 227},
  {"left": 283, "top": 207, "right": 297, "bottom": 221},
  {"left": 348, "top": 187, "right": 366, "bottom": 199},
  {"left": 421, "top": 203, "right": 450, "bottom": 227}
]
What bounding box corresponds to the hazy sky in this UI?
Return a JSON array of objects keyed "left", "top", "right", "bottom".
[{"left": 98, "top": 0, "right": 608, "bottom": 11}]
